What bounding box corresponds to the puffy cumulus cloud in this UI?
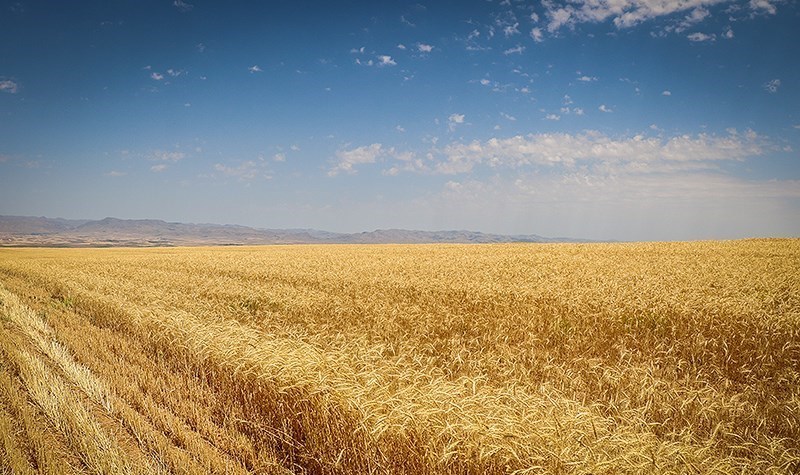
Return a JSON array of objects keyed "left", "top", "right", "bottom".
[
  {"left": 449, "top": 113, "right": 465, "bottom": 124},
  {"left": 329, "top": 144, "right": 423, "bottom": 176},
  {"left": 598, "top": 104, "right": 613, "bottom": 112},
  {"left": 150, "top": 72, "right": 164, "bottom": 81},
  {"left": 417, "top": 43, "right": 433, "bottom": 53},
  {"left": 448, "top": 113, "right": 465, "bottom": 131},
  {"left": 377, "top": 55, "right": 397, "bottom": 66},
  {"left": 749, "top": 0, "right": 777, "bottom": 14},
  {"left": 544, "top": 0, "right": 728, "bottom": 32},
  {"left": 329, "top": 143, "right": 384, "bottom": 176},
  {"left": 530, "top": 27, "right": 544, "bottom": 42},
  {"left": 0, "top": 79, "right": 19, "bottom": 93},
  {"left": 432, "top": 129, "right": 765, "bottom": 174},
  {"left": 662, "top": 90, "right": 672, "bottom": 96},
  {"left": 248, "top": 65, "right": 262, "bottom": 73}
]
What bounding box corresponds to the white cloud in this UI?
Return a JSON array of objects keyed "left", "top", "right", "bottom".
[
  {"left": 577, "top": 75, "right": 597, "bottom": 82},
  {"left": 214, "top": 161, "right": 269, "bottom": 181},
  {"left": 545, "top": 114, "right": 561, "bottom": 121},
  {"left": 401, "top": 15, "right": 416, "bottom": 27},
  {"left": 687, "top": 32, "right": 715, "bottom": 41},
  {"left": 350, "top": 46, "right": 365, "bottom": 54},
  {"left": 449, "top": 113, "right": 465, "bottom": 124},
  {"left": 196, "top": 43, "right": 206, "bottom": 52},
  {"left": 397, "top": 43, "right": 407, "bottom": 50},
  {"left": 503, "top": 22, "right": 520, "bottom": 37},
  {"left": 749, "top": 0, "right": 777, "bottom": 15},
  {"left": 764, "top": 79, "right": 781, "bottom": 93},
  {"left": 396, "top": 125, "right": 406, "bottom": 133},
  {"left": 723, "top": 28, "right": 734, "bottom": 38},
  {"left": 329, "top": 143, "right": 383, "bottom": 176},
  {"left": 501, "top": 112, "right": 517, "bottom": 121},
  {"left": 167, "top": 68, "right": 185, "bottom": 77},
  {"left": 150, "top": 164, "right": 168, "bottom": 173},
  {"left": 432, "top": 129, "right": 765, "bottom": 175},
  {"left": 480, "top": 78, "right": 492, "bottom": 86},
  {"left": 574, "top": 108, "right": 585, "bottom": 116},
  {"left": 106, "top": 170, "right": 127, "bottom": 177},
  {"left": 150, "top": 151, "right": 185, "bottom": 162},
  {"left": 448, "top": 113, "right": 465, "bottom": 132},
  {"left": 662, "top": 90, "right": 672, "bottom": 96},
  {"left": 248, "top": 65, "right": 262, "bottom": 73},
  {"left": 503, "top": 45, "right": 526, "bottom": 55},
  {"left": 150, "top": 72, "right": 164, "bottom": 81},
  {"left": 417, "top": 43, "right": 433, "bottom": 53},
  {"left": 290, "top": 144, "right": 301, "bottom": 151},
  {"left": 273, "top": 153, "right": 286, "bottom": 162},
  {"left": 544, "top": 0, "right": 727, "bottom": 31},
  {"left": 377, "top": 55, "right": 397, "bottom": 66},
  {"left": 598, "top": 104, "right": 613, "bottom": 112},
  {"left": 530, "top": 27, "right": 544, "bottom": 42},
  {"left": 173, "top": 0, "right": 193, "bottom": 12},
  {"left": 0, "top": 79, "right": 18, "bottom": 93},
  {"left": 531, "top": 12, "right": 540, "bottom": 22}
]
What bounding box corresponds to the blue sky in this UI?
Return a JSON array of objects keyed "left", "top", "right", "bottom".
[{"left": 1, "top": 0, "right": 798, "bottom": 241}]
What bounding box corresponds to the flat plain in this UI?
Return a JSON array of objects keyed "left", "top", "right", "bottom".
[{"left": 0, "top": 240, "right": 798, "bottom": 474}]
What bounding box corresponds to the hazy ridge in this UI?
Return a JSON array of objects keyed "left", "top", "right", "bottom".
[{"left": 0, "top": 215, "right": 593, "bottom": 247}]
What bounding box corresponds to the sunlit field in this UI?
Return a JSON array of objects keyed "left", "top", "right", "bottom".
[{"left": 0, "top": 240, "right": 798, "bottom": 474}]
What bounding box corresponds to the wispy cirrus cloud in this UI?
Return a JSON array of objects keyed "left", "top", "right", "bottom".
[
  {"left": 214, "top": 160, "right": 270, "bottom": 181},
  {"left": 687, "top": 32, "right": 715, "bottom": 41},
  {"left": 173, "top": 0, "right": 194, "bottom": 12},
  {"left": 764, "top": 79, "right": 781, "bottom": 93},
  {"left": 145, "top": 150, "right": 185, "bottom": 172}
]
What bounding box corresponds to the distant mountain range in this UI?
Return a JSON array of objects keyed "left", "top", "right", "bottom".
[{"left": 0, "top": 215, "right": 595, "bottom": 247}]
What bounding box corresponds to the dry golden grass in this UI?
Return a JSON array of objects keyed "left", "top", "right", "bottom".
[{"left": 0, "top": 239, "right": 798, "bottom": 474}]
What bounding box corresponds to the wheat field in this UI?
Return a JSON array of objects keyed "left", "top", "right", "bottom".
[{"left": 0, "top": 240, "right": 798, "bottom": 474}]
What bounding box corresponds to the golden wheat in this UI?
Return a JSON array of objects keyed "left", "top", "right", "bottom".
[{"left": 0, "top": 240, "right": 798, "bottom": 474}]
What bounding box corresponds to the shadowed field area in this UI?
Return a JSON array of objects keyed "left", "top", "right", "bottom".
[{"left": 0, "top": 240, "right": 798, "bottom": 474}]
